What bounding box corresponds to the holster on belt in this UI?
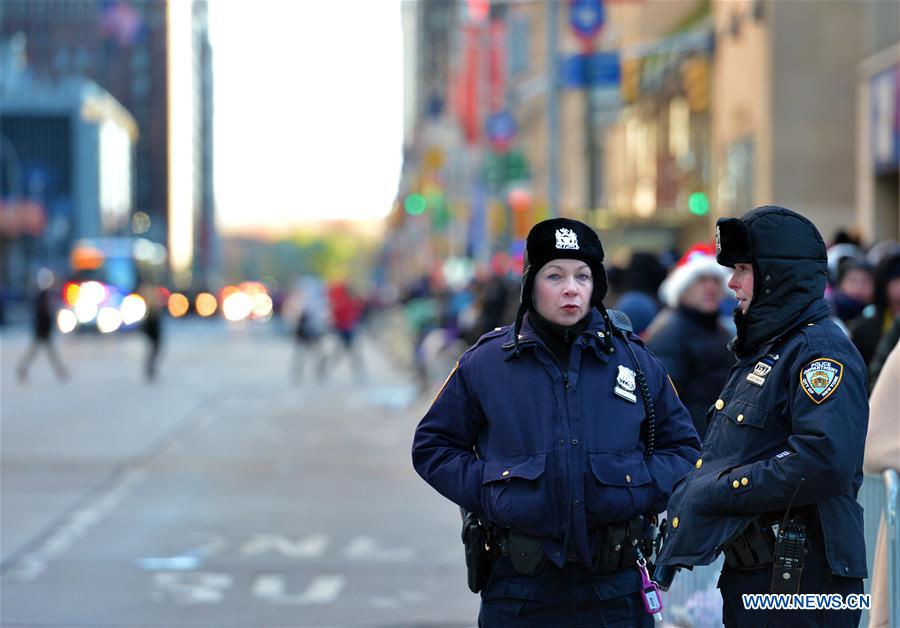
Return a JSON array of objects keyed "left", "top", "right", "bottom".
[
  {"left": 723, "top": 519, "right": 776, "bottom": 570},
  {"left": 502, "top": 532, "right": 547, "bottom": 576},
  {"left": 596, "top": 517, "right": 649, "bottom": 573},
  {"left": 461, "top": 511, "right": 495, "bottom": 593}
]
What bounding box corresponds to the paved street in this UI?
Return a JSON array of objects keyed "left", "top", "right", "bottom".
[{"left": 1, "top": 316, "right": 479, "bottom": 627}]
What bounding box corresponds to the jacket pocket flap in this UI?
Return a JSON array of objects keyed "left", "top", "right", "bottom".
[
  {"left": 721, "top": 400, "right": 765, "bottom": 428},
  {"left": 589, "top": 451, "right": 651, "bottom": 487},
  {"left": 482, "top": 454, "right": 546, "bottom": 484}
]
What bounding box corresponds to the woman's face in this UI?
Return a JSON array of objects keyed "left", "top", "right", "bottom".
[
  {"left": 728, "top": 263, "right": 754, "bottom": 314},
  {"left": 533, "top": 259, "right": 593, "bottom": 326}
]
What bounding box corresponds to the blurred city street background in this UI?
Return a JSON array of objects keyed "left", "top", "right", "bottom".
[
  {"left": 1, "top": 0, "right": 898, "bottom": 626},
  {"left": 2, "top": 316, "right": 478, "bottom": 627}
]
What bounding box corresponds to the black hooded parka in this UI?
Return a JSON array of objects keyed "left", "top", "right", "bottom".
[{"left": 656, "top": 206, "right": 870, "bottom": 582}]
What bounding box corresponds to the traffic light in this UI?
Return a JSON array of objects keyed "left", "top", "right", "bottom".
[
  {"left": 688, "top": 191, "right": 710, "bottom": 216},
  {"left": 404, "top": 193, "right": 427, "bottom": 215},
  {"left": 680, "top": 57, "right": 709, "bottom": 113},
  {"left": 504, "top": 150, "right": 530, "bottom": 182},
  {"left": 620, "top": 58, "right": 642, "bottom": 104}
]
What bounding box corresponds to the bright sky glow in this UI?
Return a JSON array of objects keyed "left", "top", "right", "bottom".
[
  {"left": 209, "top": 1, "right": 404, "bottom": 235},
  {"left": 168, "top": 0, "right": 193, "bottom": 274}
]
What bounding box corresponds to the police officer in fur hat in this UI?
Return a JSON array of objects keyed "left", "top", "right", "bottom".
[
  {"left": 412, "top": 218, "right": 700, "bottom": 626},
  {"left": 655, "top": 206, "right": 869, "bottom": 627}
]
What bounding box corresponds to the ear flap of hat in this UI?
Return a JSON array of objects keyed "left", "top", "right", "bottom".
[
  {"left": 593, "top": 265, "right": 608, "bottom": 304},
  {"left": 716, "top": 218, "right": 754, "bottom": 268}
]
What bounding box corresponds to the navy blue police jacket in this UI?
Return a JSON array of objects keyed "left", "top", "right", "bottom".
[
  {"left": 656, "top": 299, "right": 869, "bottom": 578},
  {"left": 412, "top": 308, "right": 701, "bottom": 570}
]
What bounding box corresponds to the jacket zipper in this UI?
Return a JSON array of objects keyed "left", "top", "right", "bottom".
[{"left": 513, "top": 336, "right": 577, "bottom": 541}]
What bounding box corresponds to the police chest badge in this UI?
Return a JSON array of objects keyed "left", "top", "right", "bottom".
[
  {"left": 746, "top": 361, "right": 772, "bottom": 386},
  {"left": 800, "top": 358, "right": 843, "bottom": 404},
  {"left": 746, "top": 353, "right": 778, "bottom": 387},
  {"left": 614, "top": 365, "right": 637, "bottom": 403}
]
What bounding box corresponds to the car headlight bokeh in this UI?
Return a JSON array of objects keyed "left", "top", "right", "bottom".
[
  {"left": 120, "top": 294, "right": 147, "bottom": 325},
  {"left": 251, "top": 293, "right": 273, "bottom": 320},
  {"left": 57, "top": 309, "right": 77, "bottom": 334},
  {"left": 168, "top": 293, "right": 190, "bottom": 318},
  {"left": 222, "top": 291, "right": 253, "bottom": 321},
  {"left": 97, "top": 307, "right": 123, "bottom": 333},
  {"left": 75, "top": 299, "right": 99, "bottom": 323},
  {"left": 195, "top": 292, "right": 217, "bottom": 317},
  {"left": 63, "top": 282, "right": 80, "bottom": 307},
  {"left": 79, "top": 281, "right": 107, "bottom": 305}
]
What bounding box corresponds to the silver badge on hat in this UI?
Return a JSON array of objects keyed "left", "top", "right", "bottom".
[
  {"left": 555, "top": 228, "right": 579, "bottom": 250},
  {"left": 614, "top": 365, "right": 637, "bottom": 403},
  {"left": 715, "top": 225, "right": 721, "bottom": 256}
]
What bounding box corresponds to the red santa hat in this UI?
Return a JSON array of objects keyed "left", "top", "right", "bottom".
[{"left": 658, "top": 243, "right": 731, "bottom": 308}]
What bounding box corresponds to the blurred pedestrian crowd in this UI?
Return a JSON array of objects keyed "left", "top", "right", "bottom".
[{"left": 392, "top": 229, "right": 900, "bottom": 405}]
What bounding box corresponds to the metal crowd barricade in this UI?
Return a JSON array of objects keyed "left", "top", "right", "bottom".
[
  {"left": 659, "top": 471, "right": 899, "bottom": 627},
  {"left": 658, "top": 553, "right": 724, "bottom": 626},
  {"left": 885, "top": 469, "right": 899, "bottom": 628}
]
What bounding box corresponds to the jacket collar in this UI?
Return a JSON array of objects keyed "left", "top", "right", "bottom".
[
  {"left": 502, "top": 308, "right": 611, "bottom": 363},
  {"left": 733, "top": 299, "right": 831, "bottom": 366}
]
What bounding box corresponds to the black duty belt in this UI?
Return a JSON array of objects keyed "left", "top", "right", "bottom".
[
  {"left": 496, "top": 517, "right": 652, "bottom": 576},
  {"left": 723, "top": 508, "right": 817, "bottom": 571},
  {"left": 723, "top": 519, "right": 776, "bottom": 570}
]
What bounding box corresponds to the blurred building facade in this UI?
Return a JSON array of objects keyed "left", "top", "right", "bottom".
[
  {"left": 0, "top": 45, "right": 137, "bottom": 297},
  {"left": 194, "top": 0, "right": 218, "bottom": 290},
  {"left": 601, "top": 0, "right": 715, "bottom": 258},
  {"left": 388, "top": 0, "right": 898, "bottom": 293},
  {"left": 0, "top": 0, "right": 218, "bottom": 291},
  {"left": 856, "top": 1, "right": 900, "bottom": 243},
  {"left": 0, "top": 0, "right": 170, "bottom": 243},
  {"left": 711, "top": 0, "right": 899, "bottom": 244},
  {"left": 389, "top": 0, "right": 464, "bottom": 288},
  {"left": 390, "top": 0, "right": 717, "bottom": 286}
]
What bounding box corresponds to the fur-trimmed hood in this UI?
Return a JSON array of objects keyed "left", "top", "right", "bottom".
[{"left": 715, "top": 205, "right": 828, "bottom": 356}]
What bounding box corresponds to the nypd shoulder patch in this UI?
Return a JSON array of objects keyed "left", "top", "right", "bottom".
[{"left": 799, "top": 358, "right": 843, "bottom": 404}]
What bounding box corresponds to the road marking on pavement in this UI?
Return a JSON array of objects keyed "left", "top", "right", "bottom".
[
  {"left": 152, "top": 572, "right": 233, "bottom": 604},
  {"left": 7, "top": 468, "right": 146, "bottom": 580},
  {"left": 370, "top": 590, "right": 427, "bottom": 609},
  {"left": 253, "top": 574, "right": 346, "bottom": 605},
  {"left": 139, "top": 556, "right": 200, "bottom": 571},
  {"left": 138, "top": 535, "right": 226, "bottom": 571},
  {"left": 240, "top": 533, "right": 329, "bottom": 559},
  {"left": 342, "top": 536, "right": 415, "bottom": 562}
]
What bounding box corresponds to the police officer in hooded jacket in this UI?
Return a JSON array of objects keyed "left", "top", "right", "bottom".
[
  {"left": 412, "top": 218, "right": 700, "bottom": 627},
  {"left": 655, "top": 206, "right": 869, "bottom": 627}
]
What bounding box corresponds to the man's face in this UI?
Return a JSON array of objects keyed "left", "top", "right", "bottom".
[
  {"left": 533, "top": 259, "right": 593, "bottom": 326},
  {"left": 839, "top": 268, "right": 874, "bottom": 304},
  {"left": 728, "top": 263, "right": 754, "bottom": 314},
  {"left": 680, "top": 274, "right": 724, "bottom": 314}
]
